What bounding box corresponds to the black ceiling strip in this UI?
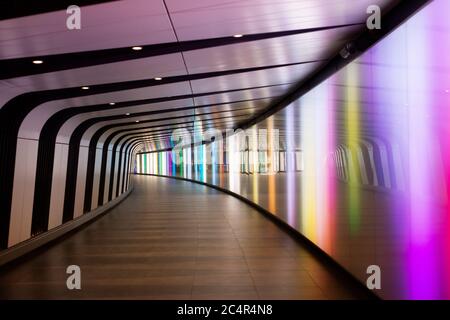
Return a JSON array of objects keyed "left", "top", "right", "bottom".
[
  {"left": 1, "top": 0, "right": 118, "bottom": 20},
  {"left": 0, "top": 23, "right": 361, "bottom": 79},
  {"left": 235, "top": 0, "right": 431, "bottom": 132}
]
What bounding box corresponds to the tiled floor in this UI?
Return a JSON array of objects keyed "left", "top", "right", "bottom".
[{"left": 0, "top": 175, "right": 373, "bottom": 299}]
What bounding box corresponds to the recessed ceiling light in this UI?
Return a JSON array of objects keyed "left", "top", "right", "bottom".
[
  {"left": 125, "top": 113, "right": 131, "bottom": 116},
  {"left": 81, "top": 86, "right": 89, "bottom": 90},
  {"left": 233, "top": 34, "right": 243, "bottom": 38},
  {"left": 446, "top": 89, "right": 449, "bottom": 93},
  {"left": 131, "top": 46, "right": 143, "bottom": 51},
  {"left": 109, "top": 102, "right": 115, "bottom": 105},
  {"left": 135, "top": 120, "right": 140, "bottom": 123},
  {"left": 32, "top": 60, "right": 43, "bottom": 64},
  {"left": 154, "top": 77, "right": 163, "bottom": 81}
]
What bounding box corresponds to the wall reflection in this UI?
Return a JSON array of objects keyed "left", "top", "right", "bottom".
[{"left": 135, "top": 0, "right": 450, "bottom": 299}]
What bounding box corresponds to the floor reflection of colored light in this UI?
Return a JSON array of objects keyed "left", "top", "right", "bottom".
[{"left": 345, "top": 63, "right": 360, "bottom": 234}]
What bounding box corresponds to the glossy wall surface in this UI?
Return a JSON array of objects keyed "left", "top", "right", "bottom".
[{"left": 136, "top": 0, "right": 450, "bottom": 299}]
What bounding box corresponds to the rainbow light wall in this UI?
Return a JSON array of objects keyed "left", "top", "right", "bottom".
[{"left": 136, "top": 0, "right": 450, "bottom": 299}]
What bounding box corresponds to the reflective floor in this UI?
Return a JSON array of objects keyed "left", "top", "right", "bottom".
[{"left": 0, "top": 175, "right": 371, "bottom": 299}]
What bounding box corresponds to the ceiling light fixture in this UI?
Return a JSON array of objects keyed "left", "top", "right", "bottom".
[
  {"left": 154, "top": 77, "right": 162, "bottom": 80},
  {"left": 131, "top": 46, "right": 143, "bottom": 51},
  {"left": 125, "top": 113, "right": 131, "bottom": 116},
  {"left": 135, "top": 120, "right": 140, "bottom": 123},
  {"left": 109, "top": 102, "right": 115, "bottom": 105},
  {"left": 32, "top": 60, "right": 43, "bottom": 64},
  {"left": 81, "top": 86, "right": 89, "bottom": 90},
  {"left": 233, "top": 34, "right": 243, "bottom": 38}
]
